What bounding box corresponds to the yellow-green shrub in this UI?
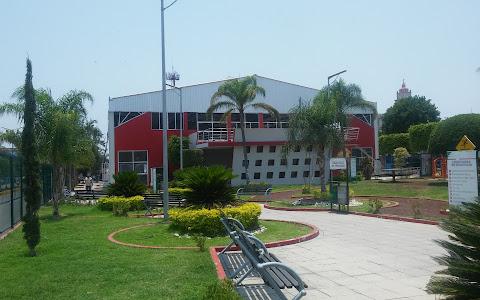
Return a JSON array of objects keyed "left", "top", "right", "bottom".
[
  {"left": 97, "top": 196, "right": 144, "bottom": 211},
  {"left": 168, "top": 187, "right": 191, "bottom": 197},
  {"left": 169, "top": 203, "right": 261, "bottom": 237}
]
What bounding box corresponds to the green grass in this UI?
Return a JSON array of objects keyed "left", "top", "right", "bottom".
[
  {"left": 0, "top": 205, "right": 312, "bottom": 300},
  {"left": 116, "top": 220, "right": 311, "bottom": 248},
  {"left": 267, "top": 199, "right": 396, "bottom": 213}
]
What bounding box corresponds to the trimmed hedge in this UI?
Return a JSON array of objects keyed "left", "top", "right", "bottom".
[
  {"left": 97, "top": 196, "right": 144, "bottom": 211},
  {"left": 408, "top": 122, "right": 438, "bottom": 153},
  {"left": 169, "top": 203, "right": 261, "bottom": 237},
  {"left": 379, "top": 133, "right": 410, "bottom": 155},
  {"left": 429, "top": 114, "right": 480, "bottom": 155}
]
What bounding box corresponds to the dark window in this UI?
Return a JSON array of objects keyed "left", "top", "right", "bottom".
[
  {"left": 152, "top": 112, "right": 160, "bottom": 129},
  {"left": 306, "top": 145, "right": 313, "bottom": 152},
  {"left": 245, "top": 113, "right": 258, "bottom": 122},
  {"left": 241, "top": 173, "right": 247, "bottom": 180},
  {"left": 231, "top": 113, "right": 240, "bottom": 122},
  {"left": 293, "top": 159, "right": 299, "bottom": 165},
  {"left": 294, "top": 145, "right": 301, "bottom": 152},
  {"left": 119, "top": 152, "right": 133, "bottom": 162},
  {"left": 246, "top": 146, "right": 251, "bottom": 153},
  {"left": 168, "top": 112, "right": 176, "bottom": 129},
  {"left": 187, "top": 112, "right": 197, "bottom": 130},
  {"left": 269, "top": 145, "right": 276, "bottom": 153},
  {"left": 279, "top": 172, "right": 285, "bottom": 178},
  {"left": 267, "top": 172, "right": 273, "bottom": 179},
  {"left": 304, "top": 158, "right": 311, "bottom": 165},
  {"left": 314, "top": 171, "right": 320, "bottom": 177},
  {"left": 115, "top": 112, "right": 142, "bottom": 127},
  {"left": 281, "top": 145, "right": 288, "bottom": 153},
  {"left": 197, "top": 113, "right": 207, "bottom": 121},
  {"left": 213, "top": 113, "right": 224, "bottom": 122},
  {"left": 268, "top": 159, "right": 274, "bottom": 166},
  {"left": 303, "top": 171, "right": 310, "bottom": 178},
  {"left": 254, "top": 172, "right": 261, "bottom": 179},
  {"left": 291, "top": 171, "right": 298, "bottom": 178},
  {"left": 255, "top": 160, "right": 262, "bottom": 166},
  {"left": 118, "top": 163, "right": 133, "bottom": 172},
  {"left": 114, "top": 112, "right": 120, "bottom": 127},
  {"left": 280, "top": 159, "right": 287, "bottom": 166},
  {"left": 257, "top": 146, "right": 263, "bottom": 153},
  {"left": 134, "top": 151, "right": 147, "bottom": 162},
  {"left": 242, "top": 160, "right": 249, "bottom": 167},
  {"left": 176, "top": 112, "right": 181, "bottom": 129}
]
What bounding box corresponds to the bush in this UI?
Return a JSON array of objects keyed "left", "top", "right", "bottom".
[
  {"left": 393, "top": 147, "right": 410, "bottom": 168},
  {"left": 360, "top": 156, "right": 374, "bottom": 180},
  {"left": 168, "top": 187, "right": 191, "bottom": 198},
  {"left": 107, "top": 172, "right": 146, "bottom": 197},
  {"left": 408, "top": 122, "right": 438, "bottom": 153},
  {"left": 429, "top": 114, "right": 480, "bottom": 155},
  {"left": 202, "top": 279, "right": 241, "bottom": 300},
  {"left": 379, "top": 133, "right": 410, "bottom": 155},
  {"left": 97, "top": 196, "right": 144, "bottom": 211},
  {"left": 192, "top": 234, "right": 207, "bottom": 252},
  {"left": 112, "top": 201, "right": 130, "bottom": 216},
  {"left": 174, "top": 166, "right": 236, "bottom": 208},
  {"left": 365, "top": 199, "right": 383, "bottom": 214},
  {"left": 169, "top": 203, "right": 261, "bottom": 237}
]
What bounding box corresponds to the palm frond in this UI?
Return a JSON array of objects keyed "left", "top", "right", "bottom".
[
  {"left": 206, "top": 101, "right": 236, "bottom": 117},
  {"left": 249, "top": 102, "right": 280, "bottom": 121}
]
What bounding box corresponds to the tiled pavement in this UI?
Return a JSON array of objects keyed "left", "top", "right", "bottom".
[{"left": 261, "top": 207, "right": 447, "bottom": 299}]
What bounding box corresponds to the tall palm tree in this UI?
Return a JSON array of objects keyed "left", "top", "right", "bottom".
[{"left": 207, "top": 76, "right": 279, "bottom": 183}]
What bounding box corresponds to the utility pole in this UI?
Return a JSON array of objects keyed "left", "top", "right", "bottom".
[{"left": 161, "top": 0, "right": 169, "bottom": 219}]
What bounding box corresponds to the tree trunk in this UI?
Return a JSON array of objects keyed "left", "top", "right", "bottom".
[
  {"left": 239, "top": 110, "right": 249, "bottom": 184},
  {"left": 52, "top": 164, "right": 65, "bottom": 218},
  {"left": 317, "top": 146, "right": 326, "bottom": 192}
]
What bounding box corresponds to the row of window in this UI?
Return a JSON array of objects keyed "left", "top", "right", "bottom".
[
  {"left": 246, "top": 145, "right": 313, "bottom": 154},
  {"left": 242, "top": 158, "right": 316, "bottom": 167},
  {"left": 241, "top": 170, "right": 321, "bottom": 180},
  {"left": 118, "top": 151, "right": 148, "bottom": 184},
  {"left": 152, "top": 112, "right": 183, "bottom": 130}
]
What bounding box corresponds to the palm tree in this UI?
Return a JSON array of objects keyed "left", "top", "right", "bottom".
[
  {"left": 287, "top": 100, "right": 341, "bottom": 192},
  {"left": 207, "top": 76, "right": 279, "bottom": 183}
]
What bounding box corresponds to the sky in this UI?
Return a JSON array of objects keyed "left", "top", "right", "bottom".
[{"left": 1, "top": 0, "right": 479, "bottom": 136}]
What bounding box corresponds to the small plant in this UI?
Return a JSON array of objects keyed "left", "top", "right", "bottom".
[
  {"left": 302, "top": 185, "right": 311, "bottom": 194},
  {"left": 366, "top": 199, "right": 383, "bottom": 214},
  {"left": 202, "top": 279, "right": 242, "bottom": 300},
  {"left": 112, "top": 200, "right": 130, "bottom": 216},
  {"left": 393, "top": 147, "right": 410, "bottom": 168},
  {"left": 360, "top": 156, "right": 374, "bottom": 180},
  {"left": 411, "top": 200, "right": 423, "bottom": 219},
  {"left": 192, "top": 234, "right": 207, "bottom": 252},
  {"left": 107, "top": 171, "right": 146, "bottom": 197}
]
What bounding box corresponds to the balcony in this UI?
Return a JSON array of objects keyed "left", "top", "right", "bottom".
[{"left": 197, "top": 128, "right": 235, "bottom": 143}]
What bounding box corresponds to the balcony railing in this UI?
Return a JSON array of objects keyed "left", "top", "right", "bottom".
[
  {"left": 197, "top": 128, "right": 235, "bottom": 143},
  {"left": 344, "top": 127, "right": 360, "bottom": 141}
]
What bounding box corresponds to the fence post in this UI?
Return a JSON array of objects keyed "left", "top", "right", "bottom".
[
  {"left": 10, "top": 155, "right": 14, "bottom": 228},
  {"left": 20, "top": 158, "right": 23, "bottom": 218}
]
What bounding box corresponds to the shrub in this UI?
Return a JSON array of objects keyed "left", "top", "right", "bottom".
[
  {"left": 379, "top": 133, "right": 410, "bottom": 155},
  {"left": 170, "top": 203, "right": 261, "bottom": 237},
  {"left": 429, "top": 114, "right": 480, "bottom": 155},
  {"left": 202, "top": 279, "right": 241, "bottom": 300},
  {"left": 192, "top": 234, "right": 207, "bottom": 252},
  {"left": 360, "top": 156, "right": 374, "bottom": 180},
  {"left": 366, "top": 199, "right": 383, "bottom": 214},
  {"left": 97, "top": 196, "right": 144, "bottom": 211},
  {"left": 393, "top": 147, "right": 410, "bottom": 168},
  {"left": 174, "top": 166, "right": 236, "bottom": 208},
  {"left": 408, "top": 122, "right": 438, "bottom": 153},
  {"left": 168, "top": 187, "right": 191, "bottom": 198},
  {"left": 107, "top": 172, "right": 146, "bottom": 197},
  {"left": 112, "top": 201, "right": 130, "bottom": 216}
]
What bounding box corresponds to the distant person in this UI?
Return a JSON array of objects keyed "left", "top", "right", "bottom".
[{"left": 85, "top": 175, "right": 93, "bottom": 193}]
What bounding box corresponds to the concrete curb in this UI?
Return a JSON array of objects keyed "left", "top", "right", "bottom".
[{"left": 264, "top": 204, "right": 439, "bottom": 225}]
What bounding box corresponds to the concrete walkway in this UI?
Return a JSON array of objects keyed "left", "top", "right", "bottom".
[{"left": 261, "top": 207, "right": 447, "bottom": 299}]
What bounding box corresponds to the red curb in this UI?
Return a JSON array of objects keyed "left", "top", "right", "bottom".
[
  {"left": 210, "top": 219, "right": 320, "bottom": 279},
  {"left": 0, "top": 222, "right": 22, "bottom": 240},
  {"left": 355, "top": 195, "right": 446, "bottom": 202},
  {"left": 264, "top": 204, "right": 439, "bottom": 225}
]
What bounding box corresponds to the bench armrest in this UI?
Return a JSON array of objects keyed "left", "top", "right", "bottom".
[
  {"left": 236, "top": 188, "right": 245, "bottom": 197},
  {"left": 264, "top": 188, "right": 272, "bottom": 195}
]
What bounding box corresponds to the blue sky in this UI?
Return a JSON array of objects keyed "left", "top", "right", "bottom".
[{"left": 1, "top": 0, "right": 479, "bottom": 135}]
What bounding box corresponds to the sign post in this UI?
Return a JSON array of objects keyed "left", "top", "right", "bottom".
[{"left": 329, "top": 157, "right": 349, "bottom": 212}]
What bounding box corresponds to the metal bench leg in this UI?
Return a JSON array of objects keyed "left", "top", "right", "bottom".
[
  {"left": 235, "top": 266, "right": 254, "bottom": 286},
  {"left": 230, "top": 260, "right": 250, "bottom": 279}
]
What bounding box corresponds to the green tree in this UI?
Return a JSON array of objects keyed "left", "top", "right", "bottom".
[
  {"left": 379, "top": 133, "right": 410, "bottom": 155},
  {"left": 207, "top": 76, "right": 279, "bottom": 183},
  {"left": 382, "top": 96, "right": 440, "bottom": 134},
  {"left": 408, "top": 122, "right": 438, "bottom": 153},
  {"left": 429, "top": 114, "right": 480, "bottom": 155},
  {"left": 286, "top": 100, "right": 341, "bottom": 192},
  {"left": 21, "top": 59, "right": 42, "bottom": 256},
  {"left": 427, "top": 199, "right": 480, "bottom": 298},
  {"left": 167, "top": 135, "right": 189, "bottom": 169},
  {"left": 393, "top": 147, "right": 409, "bottom": 168}
]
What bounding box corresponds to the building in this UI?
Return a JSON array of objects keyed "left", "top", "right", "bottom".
[
  {"left": 108, "top": 75, "right": 379, "bottom": 186},
  {"left": 396, "top": 80, "right": 411, "bottom": 100}
]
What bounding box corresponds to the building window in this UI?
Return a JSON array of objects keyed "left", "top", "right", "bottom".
[
  {"left": 268, "top": 159, "right": 275, "bottom": 166},
  {"left": 114, "top": 112, "right": 143, "bottom": 127},
  {"left": 257, "top": 146, "right": 263, "bottom": 153},
  {"left": 304, "top": 158, "right": 311, "bottom": 165},
  {"left": 303, "top": 171, "right": 310, "bottom": 178},
  {"left": 187, "top": 112, "right": 197, "bottom": 130},
  {"left": 246, "top": 146, "right": 251, "bottom": 153},
  {"left": 306, "top": 145, "right": 313, "bottom": 152},
  {"left": 280, "top": 158, "right": 287, "bottom": 166},
  {"left": 241, "top": 173, "right": 247, "bottom": 180},
  {"left": 267, "top": 172, "right": 273, "bottom": 179},
  {"left": 314, "top": 171, "right": 320, "bottom": 177},
  {"left": 269, "top": 145, "right": 276, "bottom": 153},
  {"left": 291, "top": 171, "right": 298, "bottom": 178},
  {"left": 292, "top": 158, "right": 299, "bottom": 165},
  {"left": 294, "top": 145, "right": 301, "bottom": 152},
  {"left": 255, "top": 160, "right": 262, "bottom": 166},
  {"left": 118, "top": 150, "right": 147, "bottom": 184},
  {"left": 242, "top": 160, "right": 249, "bottom": 167},
  {"left": 151, "top": 112, "right": 163, "bottom": 130},
  {"left": 281, "top": 145, "right": 288, "bottom": 153},
  {"left": 279, "top": 172, "right": 285, "bottom": 178},
  {"left": 254, "top": 172, "right": 261, "bottom": 179}
]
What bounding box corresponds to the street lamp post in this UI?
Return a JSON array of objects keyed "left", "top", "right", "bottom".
[
  {"left": 160, "top": 0, "right": 169, "bottom": 219},
  {"left": 166, "top": 83, "right": 183, "bottom": 170}
]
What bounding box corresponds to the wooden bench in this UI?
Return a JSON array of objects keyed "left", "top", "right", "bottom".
[
  {"left": 236, "top": 186, "right": 272, "bottom": 202},
  {"left": 142, "top": 193, "right": 186, "bottom": 216},
  {"left": 219, "top": 217, "right": 307, "bottom": 300},
  {"left": 74, "top": 190, "right": 107, "bottom": 204}
]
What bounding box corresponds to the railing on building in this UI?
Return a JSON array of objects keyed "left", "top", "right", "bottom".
[
  {"left": 197, "top": 128, "right": 235, "bottom": 143},
  {"left": 344, "top": 127, "right": 360, "bottom": 141}
]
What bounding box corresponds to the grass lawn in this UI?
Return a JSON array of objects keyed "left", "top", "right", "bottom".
[
  {"left": 0, "top": 205, "right": 311, "bottom": 300},
  {"left": 267, "top": 199, "right": 396, "bottom": 213},
  {"left": 115, "top": 220, "right": 311, "bottom": 248}
]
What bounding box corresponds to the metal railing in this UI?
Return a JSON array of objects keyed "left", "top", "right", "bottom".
[
  {"left": 197, "top": 128, "right": 235, "bottom": 142},
  {"left": 344, "top": 127, "right": 360, "bottom": 141}
]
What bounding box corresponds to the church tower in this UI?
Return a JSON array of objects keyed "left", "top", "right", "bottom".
[{"left": 396, "top": 80, "right": 411, "bottom": 100}]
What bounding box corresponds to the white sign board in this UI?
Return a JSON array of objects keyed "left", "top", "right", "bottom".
[
  {"left": 330, "top": 158, "right": 347, "bottom": 170},
  {"left": 447, "top": 150, "right": 478, "bottom": 206},
  {"left": 350, "top": 158, "right": 357, "bottom": 178}
]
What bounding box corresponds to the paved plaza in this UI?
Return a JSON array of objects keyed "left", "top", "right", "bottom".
[{"left": 261, "top": 207, "right": 448, "bottom": 299}]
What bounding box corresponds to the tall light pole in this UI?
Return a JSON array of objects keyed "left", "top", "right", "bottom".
[{"left": 166, "top": 80, "right": 183, "bottom": 170}]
